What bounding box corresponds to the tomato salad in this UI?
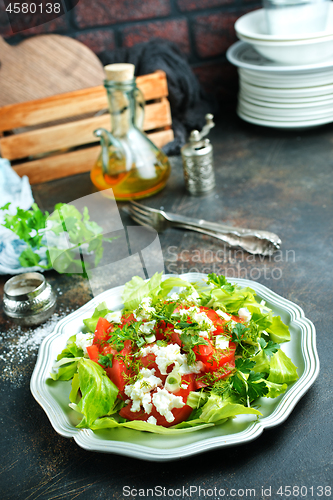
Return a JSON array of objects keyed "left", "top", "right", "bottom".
[{"left": 51, "top": 274, "right": 298, "bottom": 433}]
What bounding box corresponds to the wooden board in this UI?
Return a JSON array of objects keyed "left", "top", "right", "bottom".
[
  {"left": 0, "top": 97, "right": 172, "bottom": 160},
  {"left": 0, "top": 64, "right": 174, "bottom": 184},
  {"left": 0, "top": 71, "right": 169, "bottom": 132},
  {"left": 13, "top": 129, "right": 174, "bottom": 184},
  {"left": 0, "top": 34, "right": 105, "bottom": 106}
]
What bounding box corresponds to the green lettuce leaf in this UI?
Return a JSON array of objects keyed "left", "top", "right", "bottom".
[
  {"left": 50, "top": 362, "right": 79, "bottom": 381},
  {"left": 122, "top": 272, "right": 163, "bottom": 310},
  {"left": 206, "top": 286, "right": 258, "bottom": 314},
  {"left": 268, "top": 350, "right": 298, "bottom": 384},
  {"left": 266, "top": 316, "right": 291, "bottom": 343},
  {"left": 264, "top": 379, "right": 288, "bottom": 398},
  {"left": 247, "top": 305, "right": 273, "bottom": 330},
  {"left": 89, "top": 417, "right": 215, "bottom": 434},
  {"left": 50, "top": 335, "right": 84, "bottom": 381},
  {"left": 76, "top": 358, "right": 119, "bottom": 428},
  {"left": 186, "top": 390, "right": 208, "bottom": 409},
  {"left": 199, "top": 394, "right": 262, "bottom": 423},
  {"left": 158, "top": 277, "right": 196, "bottom": 298},
  {"left": 69, "top": 373, "right": 80, "bottom": 403},
  {"left": 252, "top": 349, "right": 270, "bottom": 373},
  {"left": 83, "top": 301, "right": 111, "bottom": 332}
]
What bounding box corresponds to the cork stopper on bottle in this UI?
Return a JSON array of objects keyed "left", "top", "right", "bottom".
[{"left": 104, "top": 63, "right": 135, "bottom": 82}]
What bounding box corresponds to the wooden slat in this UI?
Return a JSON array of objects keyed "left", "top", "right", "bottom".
[
  {"left": 14, "top": 146, "right": 101, "bottom": 184},
  {"left": 0, "top": 97, "right": 172, "bottom": 160},
  {"left": 13, "top": 129, "right": 174, "bottom": 184},
  {"left": 0, "top": 71, "right": 168, "bottom": 132},
  {"left": 147, "top": 129, "right": 174, "bottom": 149}
]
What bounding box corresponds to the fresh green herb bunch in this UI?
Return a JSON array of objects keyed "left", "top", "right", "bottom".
[{"left": 0, "top": 201, "right": 116, "bottom": 274}]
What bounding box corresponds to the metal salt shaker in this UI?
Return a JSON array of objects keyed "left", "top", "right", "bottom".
[
  {"left": 181, "top": 113, "right": 215, "bottom": 195},
  {"left": 3, "top": 272, "right": 56, "bottom": 326}
]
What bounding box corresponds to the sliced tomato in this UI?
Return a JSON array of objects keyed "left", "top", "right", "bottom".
[
  {"left": 140, "top": 352, "right": 168, "bottom": 383},
  {"left": 121, "top": 313, "right": 136, "bottom": 326},
  {"left": 170, "top": 328, "right": 182, "bottom": 346},
  {"left": 194, "top": 340, "right": 236, "bottom": 373},
  {"left": 200, "top": 307, "right": 220, "bottom": 323},
  {"left": 119, "top": 394, "right": 194, "bottom": 428},
  {"left": 119, "top": 404, "right": 147, "bottom": 421},
  {"left": 207, "top": 342, "right": 236, "bottom": 372},
  {"left": 195, "top": 357, "right": 236, "bottom": 388},
  {"left": 194, "top": 378, "right": 208, "bottom": 390},
  {"left": 86, "top": 344, "right": 100, "bottom": 364},
  {"left": 193, "top": 340, "right": 214, "bottom": 362},
  {"left": 104, "top": 339, "right": 132, "bottom": 397},
  {"left": 94, "top": 317, "right": 111, "bottom": 345},
  {"left": 150, "top": 403, "right": 193, "bottom": 427}
]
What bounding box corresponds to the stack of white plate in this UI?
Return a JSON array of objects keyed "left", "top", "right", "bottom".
[
  {"left": 227, "top": 41, "right": 333, "bottom": 128},
  {"left": 227, "top": 6, "right": 333, "bottom": 129}
]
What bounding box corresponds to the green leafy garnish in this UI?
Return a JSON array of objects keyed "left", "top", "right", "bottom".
[
  {"left": 98, "top": 353, "right": 113, "bottom": 368},
  {"left": 0, "top": 202, "right": 116, "bottom": 274},
  {"left": 207, "top": 273, "right": 235, "bottom": 293},
  {"left": 258, "top": 337, "right": 280, "bottom": 357},
  {"left": 180, "top": 331, "right": 208, "bottom": 365}
]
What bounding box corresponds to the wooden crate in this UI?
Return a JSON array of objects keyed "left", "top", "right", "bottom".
[{"left": 0, "top": 70, "right": 173, "bottom": 184}]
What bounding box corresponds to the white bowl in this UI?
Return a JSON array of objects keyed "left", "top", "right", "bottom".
[
  {"left": 227, "top": 41, "right": 333, "bottom": 73},
  {"left": 235, "top": 7, "right": 333, "bottom": 42},
  {"left": 237, "top": 33, "right": 333, "bottom": 65}
]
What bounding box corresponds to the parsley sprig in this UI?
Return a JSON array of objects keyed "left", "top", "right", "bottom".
[
  {"left": 98, "top": 353, "right": 113, "bottom": 368},
  {"left": 258, "top": 337, "right": 280, "bottom": 357},
  {"left": 180, "top": 331, "right": 208, "bottom": 365},
  {"left": 0, "top": 202, "right": 116, "bottom": 274}
]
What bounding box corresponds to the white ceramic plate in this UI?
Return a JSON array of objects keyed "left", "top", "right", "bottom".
[
  {"left": 227, "top": 41, "right": 333, "bottom": 73},
  {"left": 239, "top": 98, "right": 333, "bottom": 119},
  {"left": 240, "top": 80, "right": 333, "bottom": 99},
  {"left": 30, "top": 273, "right": 319, "bottom": 462},
  {"left": 238, "top": 108, "right": 333, "bottom": 128},
  {"left": 239, "top": 86, "right": 333, "bottom": 104},
  {"left": 239, "top": 71, "right": 333, "bottom": 89},
  {"left": 240, "top": 67, "right": 333, "bottom": 83},
  {"left": 239, "top": 92, "right": 333, "bottom": 109}
]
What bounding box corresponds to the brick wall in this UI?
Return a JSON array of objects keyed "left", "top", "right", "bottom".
[{"left": 0, "top": 0, "right": 261, "bottom": 106}]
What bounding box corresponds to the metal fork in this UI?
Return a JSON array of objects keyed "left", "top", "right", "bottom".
[{"left": 127, "top": 201, "right": 281, "bottom": 256}]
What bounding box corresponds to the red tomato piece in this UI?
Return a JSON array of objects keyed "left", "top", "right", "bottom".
[
  {"left": 150, "top": 403, "right": 193, "bottom": 427},
  {"left": 86, "top": 344, "right": 100, "bottom": 364},
  {"left": 94, "top": 317, "right": 111, "bottom": 345},
  {"left": 121, "top": 313, "right": 136, "bottom": 326},
  {"left": 139, "top": 352, "right": 168, "bottom": 383},
  {"left": 194, "top": 340, "right": 236, "bottom": 373},
  {"left": 193, "top": 340, "right": 214, "bottom": 362},
  {"left": 119, "top": 393, "right": 194, "bottom": 428},
  {"left": 200, "top": 307, "right": 220, "bottom": 323},
  {"left": 104, "top": 339, "right": 132, "bottom": 397}
]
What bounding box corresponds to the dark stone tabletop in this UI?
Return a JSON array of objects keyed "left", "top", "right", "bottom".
[{"left": 0, "top": 114, "right": 331, "bottom": 500}]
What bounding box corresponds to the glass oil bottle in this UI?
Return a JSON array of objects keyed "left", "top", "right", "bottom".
[{"left": 91, "top": 63, "right": 171, "bottom": 200}]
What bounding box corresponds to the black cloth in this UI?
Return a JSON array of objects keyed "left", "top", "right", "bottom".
[{"left": 98, "top": 40, "right": 216, "bottom": 155}]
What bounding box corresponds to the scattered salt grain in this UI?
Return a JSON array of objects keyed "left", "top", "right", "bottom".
[{"left": 0, "top": 311, "right": 69, "bottom": 386}]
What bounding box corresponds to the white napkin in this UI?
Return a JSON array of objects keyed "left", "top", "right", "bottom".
[{"left": 0, "top": 159, "right": 48, "bottom": 275}]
